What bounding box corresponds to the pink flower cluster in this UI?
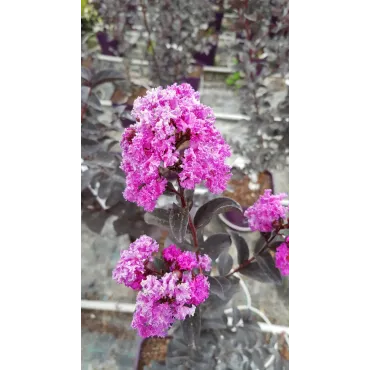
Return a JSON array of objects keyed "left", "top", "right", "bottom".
[
  {"left": 275, "top": 236, "right": 289, "bottom": 276},
  {"left": 244, "top": 189, "right": 288, "bottom": 232},
  {"left": 132, "top": 271, "right": 210, "bottom": 337},
  {"left": 112, "top": 237, "right": 212, "bottom": 337},
  {"left": 112, "top": 235, "right": 158, "bottom": 290},
  {"left": 120, "top": 83, "right": 232, "bottom": 211}
]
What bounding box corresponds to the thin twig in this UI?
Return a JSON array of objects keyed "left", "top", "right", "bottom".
[{"left": 226, "top": 229, "right": 281, "bottom": 277}]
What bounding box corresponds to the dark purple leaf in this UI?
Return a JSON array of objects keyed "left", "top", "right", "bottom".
[
  {"left": 255, "top": 252, "right": 282, "bottom": 284},
  {"left": 91, "top": 70, "right": 125, "bottom": 88},
  {"left": 169, "top": 203, "right": 189, "bottom": 243},
  {"left": 231, "top": 231, "right": 250, "bottom": 264},
  {"left": 144, "top": 208, "right": 170, "bottom": 228},
  {"left": 194, "top": 197, "right": 242, "bottom": 229},
  {"left": 208, "top": 276, "right": 231, "bottom": 300},
  {"left": 181, "top": 307, "right": 201, "bottom": 350},
  {"left": 81, "top": 67, "right": 92, "bottom": 83},
  {"left": 217, "top": 252, "right": 233, "bottom": 276},
  {"left": 199, "top": 233, "right": 231, "bottom": 261}
]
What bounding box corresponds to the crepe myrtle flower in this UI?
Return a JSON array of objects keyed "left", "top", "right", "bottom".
[
  {"left": 132, "top": 271, "right": 210, "bottom": 337},
  {"left": 244, "top": 189, "right": 288, "bottom": 232},
  {"left": 162, "top": 244, "right": 212, "bottom": 272},
  {"left": 275, "top": 240, "right": 289, "bottom": 276},
  {"left": 112, "top": 235, "right": 159, "bottom": 290},
  {"left": 120, "top": 83, "right": 231, "bottom": 211}
]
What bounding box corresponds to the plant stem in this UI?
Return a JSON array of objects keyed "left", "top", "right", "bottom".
[
  {"left": 175, "top": 178, "right": 200, "bottom": 257},
  {"left": 226, "top": 229, "right": 281, "bottom": 277}
]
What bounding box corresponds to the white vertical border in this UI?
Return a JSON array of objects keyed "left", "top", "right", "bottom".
[
  {"left": 291, "top": 1, "right": 370, "bottom": 370},
  {"left": 1, "top": 0, "right": 80, "bottom": 369}
]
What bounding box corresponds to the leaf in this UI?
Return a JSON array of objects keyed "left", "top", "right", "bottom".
[
  {"left": 199, "top": 233, "right": 232, "bottom": 261},
  {"left": 231, "top": 232, "right": 250, "bottom": 264},
  {"left": 238, "top": 262, "right": 272, "bottom": 283},
  {"left": 169, "top": 203, "right": 189, "bottom": 243},
  {"left": 105, "top": 185, "right": 123, "bottom": 208},
  {"left": 144, "top": 208, "right": 170, "bottom": 228},
  {"left": 181, "top": 307, "right": 201, "bottom": 350},
  {"left": 254, "top": 236, "right": 266, "bottom": 255},
  {"left": 194, "top": 197, "right": 242, "bottom": 229},
  {"left": 267, "top": 240, "right": 286, "bottom": 252},
  {"left": 184, "top": 189, "right": 194, "bottom": 210},
  {"left": 201, "top": 318, "right": 226, "bottom": 330},
  {"left": 255, "top": 252, "right": 283, "bottom": 284},
  {"left": 208, "top": 276, "right": 231, "bottom": 300},
  {"left": 163, "top": 182, "right": 176, "bottom": 196},
  {"left": 91, "top": 69, "right": 126, "bottom": 88},
  {"left": 81, "top": 85, "right": 90, "bottom": 105},
  {"left": 81, "top": 138, "right": 101, "bottom": 157},
  {"left": 81, "top": 66, "right": 92, "bottom": 83},
  {"left": 217, "top": 252, "right": 233, "bottom": 276},
  {"left": 81, "top": 209, "right": 108, "bottom": 234},
  {"left": 252, "top": 349, "right": 264, "bottom": 370},
  {"left": 89, "top": 152, "right": 118, "bottom": 169},
  {"left": 87, "top": 93, "right": 103, "bottom": 112}
]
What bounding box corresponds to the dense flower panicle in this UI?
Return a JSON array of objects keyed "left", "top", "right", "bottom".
[
  {"left": 120, "top": 83, "right": 232, "bottom": 211},
  {"left": 132, "top": 271, "right": 199, "bottom": 337},
  {"left": 112, "top": 235, "right": 159, "bottom": 290},
  {"left": 275, "top": 242, "right": 289, "bottom": 276},
  {"left": 244, "top": 189, "right": 288, "bottom": 232}
]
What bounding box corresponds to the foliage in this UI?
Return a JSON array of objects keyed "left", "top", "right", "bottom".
[
  {"left": 81, "top": 65, "right": 156, "bottom": 238},
  {"left": 139, "top": 188, "right": 289, "bottom": 368},
  {"left": 90, "top": 0, "right": 217, "bottom": 85},
  {"left": 224, "top": 0, "right": 289, "bottom": 173}
]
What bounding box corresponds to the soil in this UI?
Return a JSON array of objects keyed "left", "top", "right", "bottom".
[
  {"left": 81, "top": 309, "right": 136, "bottom": 341},
  {"left": 137, "top": 338, "right": 171, "bottom": 370},
  {"left": 223, "top": 171, "right": 274, "bottom": 207}
]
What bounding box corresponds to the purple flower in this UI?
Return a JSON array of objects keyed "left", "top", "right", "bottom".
[
  {"left": 162, "top": 244, "right": 182, "bottom": 262},
  {"left": 120, "top": 83, "right": 231, "bottom": 211},
  {"left": 174, "top": 305, "right": 196, "bottom": 320},
  {"left": 112, "top": 235, "right": 159, "bottom": 290},
  {"left": 188, "top": 274, "right": 210, "bottom": 305},
  {"left": 244, "top": 189, "right": 288, "bottom": 232},
  {"left": 198, "top": 254, "right": 212, "bottom": 271},
  {"left": 177, "top": 251, "right": 198, "bottom": 270},
  {"left": 275, "top": 242, "right": 289, "bottom": 276},
  {"left": 132, "top": 271, "right": 197, "bottom": 338}
]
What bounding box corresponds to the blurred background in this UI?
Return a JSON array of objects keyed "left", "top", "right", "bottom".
[{"left": 81, "top": 0, "right": 288, "bottom": 368}]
